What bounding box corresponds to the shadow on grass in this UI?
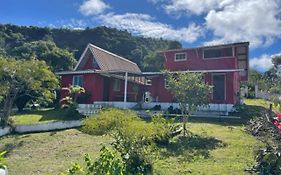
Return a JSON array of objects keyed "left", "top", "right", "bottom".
[
  {"left": 160, "top": 133, "right": 226, "bottom": 162},
  {"left": 15, "top": 108, "right": 83, "bottom": 122},
  {"left": 0, "top": 135, "right": 28, "bottom": 156}
]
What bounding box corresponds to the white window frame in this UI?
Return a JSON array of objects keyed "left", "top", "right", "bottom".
[
  {"left": 72, "top": 75, "right": 83, "bottom": 87},
  {"left": 174, "top": 52, "right": 187, "bottom": 62},
  {"left": 113, "top": 79, "right": 121, "bottom": 92},
  {"left": 164, "top": 78, "right": 169, "bottom": 89}
]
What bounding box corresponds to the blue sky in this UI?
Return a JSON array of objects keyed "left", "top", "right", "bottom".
[{"left": 1, "top": 0, "right": 281, "bottom": 72}]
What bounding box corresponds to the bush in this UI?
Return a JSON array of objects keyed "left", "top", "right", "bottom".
[
  {"left": 0, "top": 151, "right": 6, "bottom": 169},
  {"left": 63, "top": 146, "right": 125, "bottom": 175},
  {"left": 82, "top": 108, "right": 139, "bottom": 135},
  {"left": 81, "top": 108, "right": 174, "bottom": 174}
]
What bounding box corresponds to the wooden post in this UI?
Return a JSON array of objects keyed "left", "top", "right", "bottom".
[
  {"left": 123, "top": 72, "right": 128, "bottom": 109},
  {"left": 269, "top": 103, "right": 273, "bottom": 119}
]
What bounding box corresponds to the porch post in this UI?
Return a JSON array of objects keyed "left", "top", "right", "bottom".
[{"left": 123, "top": 72, "right": 128, "bottom": 109}]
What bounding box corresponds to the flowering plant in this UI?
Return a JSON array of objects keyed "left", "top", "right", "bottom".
[{"left": 273, "top": 113, "right": 281, "bottom": 129}]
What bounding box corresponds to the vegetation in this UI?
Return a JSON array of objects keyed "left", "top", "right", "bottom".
[
  {"left": 0, "top": 122, "right": 263, "bottom": 175},
  {"left": 82, "top": 108, "right": 172, "bottom": 174},
  {"left": 10, "top": 108, "right": 82, "bottom": 125},
  {"left": 0, "top": 24, "right": 181, "bottom": 71},
  {"left": 165, "top": 72, "right": 212, "bottom": 136},
  {"left": 0, "top": 129, "right": 112, "bottom": 175},
  {"left": 0, "top": 151, "right": 6, "bottom": 169},
  {"left": 0, "top": 57, "right": 58, "bottom": 126}
]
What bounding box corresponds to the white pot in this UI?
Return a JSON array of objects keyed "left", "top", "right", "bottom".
[{"left": 0, "top": 166, "right": 8, "bottom": 175}]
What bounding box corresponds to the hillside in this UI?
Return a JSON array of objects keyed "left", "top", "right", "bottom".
[{"left": 0, "top": 24, "right": 182, "bottom": 71}]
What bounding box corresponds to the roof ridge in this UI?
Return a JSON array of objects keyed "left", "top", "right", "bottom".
[
  {"left": 89, "top": 44, "right": 138, "bottom": 66},
  {"left": 159, "top": 41, "right": 250, "bottom": 53}
]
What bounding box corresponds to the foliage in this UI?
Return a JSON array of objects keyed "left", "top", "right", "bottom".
[
  {"left": 0, "top": 151, "right": 6, "bottom": 169},
  {"left": 64, "top": 146, "right": 125, "bottom": 175},
  {"left": 0, "top": 24, "right": 182, "bottom": 71},
  {"left": 165, "top": 72, "right": 212, "bottom": 136},
  {"left": 0, "top": 57, "right": 58, "bottom": 126},
  {"left": 60, "top": 85, "right": 85, "bottom": 118},
  {"left": 247, "top": 111, "right": 281, "bottom": 174},
  {"left": 9, "top": 40, "right": 76, "bottom": 71},
  {"left": 82, "top": 108, "right": 175, "bottom": 174},
  {"left": 82, "top": 108, "right": 139, "bottom": 135}
]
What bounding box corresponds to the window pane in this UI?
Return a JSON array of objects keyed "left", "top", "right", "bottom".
[
  {"left": 204, "top": 47, "right": 232, "bottom": 58},
  {"left": 175, "top": 53, "right": 186, "bottom": 61}
]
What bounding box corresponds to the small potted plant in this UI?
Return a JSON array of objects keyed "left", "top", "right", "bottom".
[{"left": 0, "top": 151, "right": 8, "bottom": 175}]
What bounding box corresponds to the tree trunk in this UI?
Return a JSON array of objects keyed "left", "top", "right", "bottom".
[
  {"left": 1, "top": 88, "right": 19, "bottom": 126},
  {"left": 180, "top": 103, "right": 188, "bottom": 137}
]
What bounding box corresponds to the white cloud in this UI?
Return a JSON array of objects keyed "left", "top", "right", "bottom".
[
  {"left": 250, "top": 52, "right": 281, "bottom": 72},
  {"left": 205, "top": 0, "right": 281, "bottom": 48},
  {"left": 98, "top": 13, "right": 203, "bottom": 43},
  {"left": 79, "top": 0, "right": 110, "bottom": 16},
  {"left": 163, "top": 0, "right": 224, "bottom": 15},
  {"left": 149, "top": 0, "right": 281, "bottom": 48}
]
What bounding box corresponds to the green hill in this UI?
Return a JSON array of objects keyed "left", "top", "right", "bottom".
[{"left": 0, "top": 24, "right": 181, "bottom": 71}]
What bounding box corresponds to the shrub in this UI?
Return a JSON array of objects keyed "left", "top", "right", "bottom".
[
  {"left": 0, "top": 151, "right": 6, "bottom": 169},
  {"left": 81, "top": 108, "right": 177, "bottom": 174},
  {"left": 63, "top": 146, "right": 125, "bottom": 175},
  {"left": 82, "top": 108, "right": 139, "bottom": 135}
]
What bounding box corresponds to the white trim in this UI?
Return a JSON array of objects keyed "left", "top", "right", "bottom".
[
  {"left": 203, "top": 46, "right": 233, "bottom": 60},
  {"left": 174, "top": 52, "right": 187, "bottom": 61},
  {"left": 74, "top": 44, "right": 91, "bottom": 70},
  {"left": 72, "top": 75, "right": 83, "bottom": 86},
  {"left": 211, "top": 73, "right": 226, "bottom": 101},
  {"left": 123, "top": 72, "right": 128, "bottom": 109},
  {"left": 142, "top": 69, "right": 246, "bottom": 76}
]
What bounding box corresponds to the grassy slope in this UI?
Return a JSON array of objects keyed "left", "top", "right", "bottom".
[
  {"left": 10, "top": 109, "right": 80, "bottom": 125},
  {"left": 154, "top": 123, "right": 263, "bottom": 175},
  {"left": 0, "top": 129, "right": 112, "bottom": 175},
  {"left": 0, "top": 99, "right": 270, "bottom": 175},
  {"left": 0, "top": 125, "right": 263, "bottom": 175}
]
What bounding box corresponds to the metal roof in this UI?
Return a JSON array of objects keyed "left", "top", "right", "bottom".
[{"left": 74, "top": 44, "right": 141, "bottom": 73}]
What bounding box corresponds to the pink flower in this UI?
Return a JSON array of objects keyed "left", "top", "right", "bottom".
[
  {"left": 274, "top": 120, "right": 279, "bottom": 126},
  {"left": 278, "top": 124, "right": 281, "bottom": 130},
  {"left": 277, "top": 113, "right": 281, "bottom": 119}
]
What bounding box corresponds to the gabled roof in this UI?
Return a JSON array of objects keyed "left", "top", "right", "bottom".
[{"left": 75, "top": 44, "right": 141, "bottom": 73}]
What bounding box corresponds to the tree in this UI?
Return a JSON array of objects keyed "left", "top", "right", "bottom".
[
  {"left": 0, "top": 57, "right": 58, "bottom": 126},
  {"left": 165, "top": 72, "right": 212, "bottom": 136},
  {"left": 9, "top": 40, "right": 76, "bottom": 71}
]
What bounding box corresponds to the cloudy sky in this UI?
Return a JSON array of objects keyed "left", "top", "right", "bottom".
[{"left": 1, "top": 0, "right": 281, "bottom": 72}]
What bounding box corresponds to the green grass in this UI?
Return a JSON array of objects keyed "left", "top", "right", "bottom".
[
  {"left": 0, "top": 123, "right": 263, "bottom": 175},
  {"left": 154, "top": 123, "right": 263, "bottom": 175},
  {"left": 244, "top": 98, "right": 280, "bottom": 112},
  {"left": 10, "top": 108, "right": 81, "bottom": 125},
  {"left": 0, "top": 129, "right": 112, "bottom": 175}
]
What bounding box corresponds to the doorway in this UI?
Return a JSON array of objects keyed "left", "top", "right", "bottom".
[{"left": 212, "top": 74, "right": 225, "bottom": 101}]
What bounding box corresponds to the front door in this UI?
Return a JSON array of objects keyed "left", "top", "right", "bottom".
[
  {"left": 213, "top": 74, "right": 225, "bottom": 101},
  {"left": 103, "top": 77, "right": 110, "bottom": 101}
]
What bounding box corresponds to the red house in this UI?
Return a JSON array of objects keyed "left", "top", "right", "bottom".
[{"left": 57, "top": 42, "right": 249, "bottom": 112}]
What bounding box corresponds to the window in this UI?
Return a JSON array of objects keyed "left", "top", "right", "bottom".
[
  {"left": 204, "top": 47, "right": 233, "bottom": 59},
  {"left": 164, "top": 78, "right": 169, "bottom": 89},
  {"left": 113, "top": 79, "right": 121, "bottom": 91},
  {"left": 73, "top": 75, "right": 83, "bottom": 87},
  {"left": 174, "top": 52, "right": 187, "bottom": 61}
]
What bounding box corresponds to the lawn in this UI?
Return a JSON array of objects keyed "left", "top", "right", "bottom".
[
  {"left": 10, "top": 108, "right": 81, "bottom": 125},
  {"left": 154, "top": 123, "right": 263, "bottom": 175},
  {"left": 0, "top": 99, "right": 269, "bottom": 174},
  {"left": 0, "top": 129, "right": 112, "bottom": 175},
  {"left": 0, "top": 124, "right": 263, "bottom": 175}
]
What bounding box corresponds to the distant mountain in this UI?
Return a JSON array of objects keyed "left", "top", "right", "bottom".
[{"left": 0, "top": 24, "right": 182, "bottom": 71}]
